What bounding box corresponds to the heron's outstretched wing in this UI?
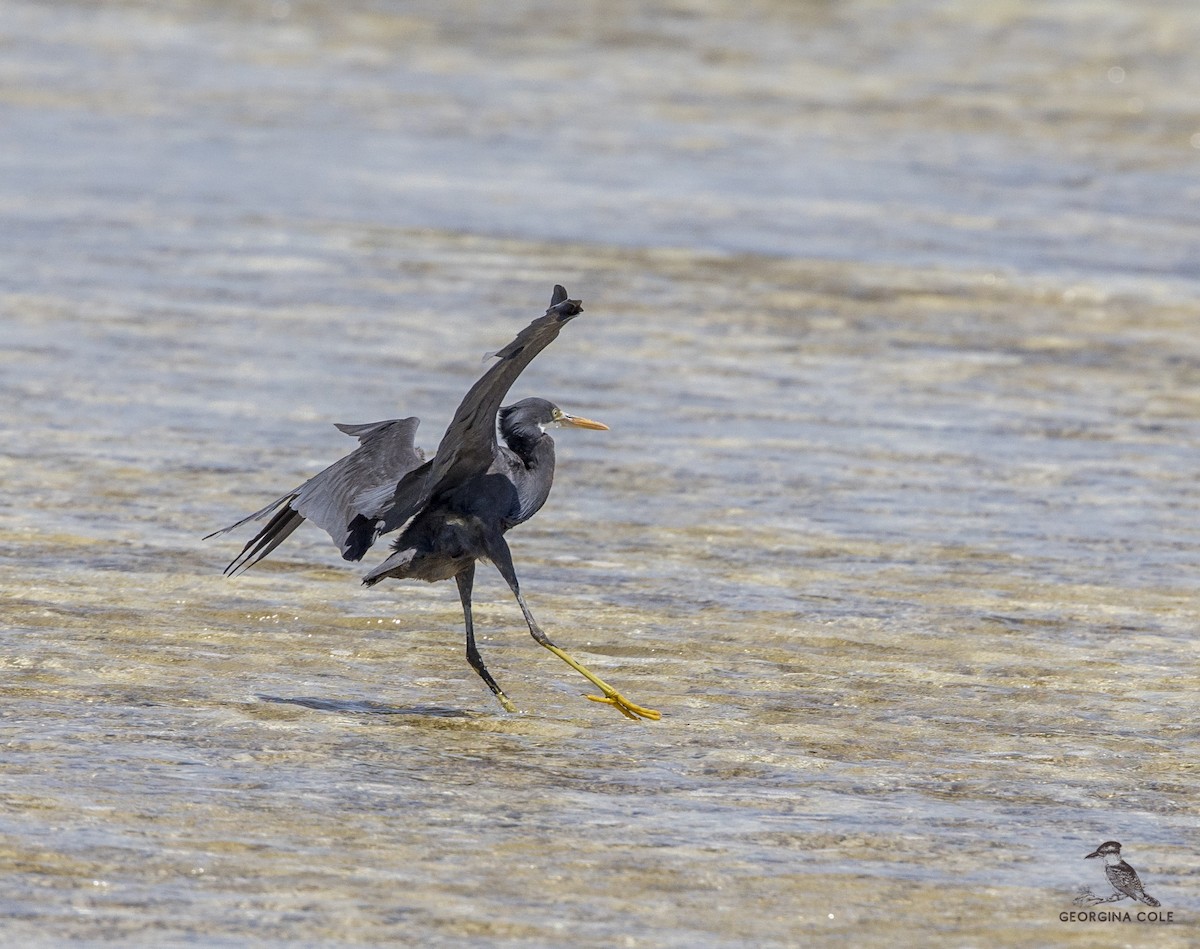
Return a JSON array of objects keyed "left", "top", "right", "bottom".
[
  {"left": 359, "top": 285, "right": 583, "bottom": 548},
  {"left": 206, "top": 416, "right": 424, "bottom": 574}
]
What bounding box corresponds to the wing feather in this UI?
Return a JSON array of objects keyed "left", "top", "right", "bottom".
[
  {"left": 370, "top": 285, "right": 583, "bottom": 540},
  {"left": 207, "top": 416, "right": 425, "bottom": 572}
]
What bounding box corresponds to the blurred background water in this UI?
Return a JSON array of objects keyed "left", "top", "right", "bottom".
[{"left": 2, "top": 1, "right": 1198, "bottom": 945}]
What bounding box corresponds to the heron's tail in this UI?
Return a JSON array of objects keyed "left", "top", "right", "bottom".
[
  {"left": 362, "top": 547, "right": 416, "bottom": 587},
  {"left": 1137, "top": 893, "right": 1161, "bottom": 907}
]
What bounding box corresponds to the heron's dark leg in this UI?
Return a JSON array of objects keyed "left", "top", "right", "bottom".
[
  {"left": 487, "top": 536, "right": 660, "bottom": 721},
  {"left": 456, "top": 563, "right": 516, "bottom": 713}
]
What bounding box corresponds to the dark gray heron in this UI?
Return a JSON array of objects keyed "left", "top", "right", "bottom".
[{"left": 206, "top": 286, "right": 660, "bottom": 721}]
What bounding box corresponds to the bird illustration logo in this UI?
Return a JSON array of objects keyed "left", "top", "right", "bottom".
[{"left": 1075, "top": 841, "right": 1160, "bottom": 907}]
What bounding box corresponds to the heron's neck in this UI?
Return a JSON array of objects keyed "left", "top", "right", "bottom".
[
  {"left": 501, "top": 428, "right": 556, "bottom": 524},
  {"left": 502, "top": 424, "right": 555, "bottom": 469}
]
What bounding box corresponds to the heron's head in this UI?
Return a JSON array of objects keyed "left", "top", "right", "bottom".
[{"left": 499, "top": 398, "right": 608, "bottom": 440}]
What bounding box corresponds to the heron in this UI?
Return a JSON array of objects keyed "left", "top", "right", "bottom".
[{"left": 206, "top": 285, "right": 660, "bottom": 721}]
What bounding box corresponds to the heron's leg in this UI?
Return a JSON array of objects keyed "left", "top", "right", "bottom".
[
  {"left": 487, "top": 538, "right": 660, "bottom": 721},
  {"left": 456, "top": 563, "right": 517, "bottom": 713}
]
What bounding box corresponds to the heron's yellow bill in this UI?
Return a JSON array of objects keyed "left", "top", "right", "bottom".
[{"left": 558, "top": 413, "right": 608, "bottom": 431}]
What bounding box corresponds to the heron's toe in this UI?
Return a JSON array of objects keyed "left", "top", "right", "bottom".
[{"left": 586, "top": 691, "right": 661, "bottom": 721}]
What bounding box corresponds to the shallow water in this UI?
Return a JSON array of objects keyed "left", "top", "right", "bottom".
[{"left": 3, "top": 1, "right": 1199, "bottom": 945}]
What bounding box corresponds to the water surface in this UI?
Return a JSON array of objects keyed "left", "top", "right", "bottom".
[{"left": 2, "top": 1, "right": 1198, "bottom": 945}]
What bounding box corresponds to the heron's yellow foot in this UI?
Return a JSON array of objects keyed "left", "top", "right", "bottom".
[
  {"left": 494, "top": 692, "right": 519, "bottom": 714},
  {"left": 586, "top": 691, "right": 662, "bottom": 721},
  {"left": 538, "top": 642, "right": 661, "bottom": 720}
]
